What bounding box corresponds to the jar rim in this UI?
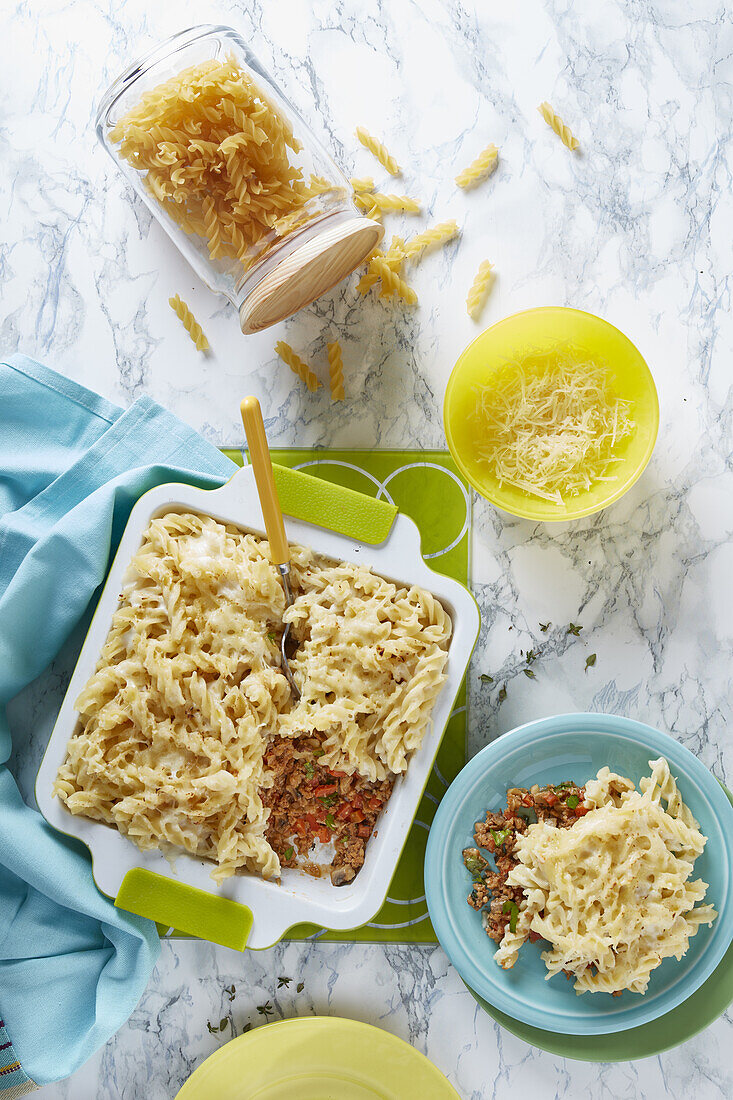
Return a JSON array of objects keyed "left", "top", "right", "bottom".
[{"left": 95, "top": 23, "right": 235, "bottom": 132}]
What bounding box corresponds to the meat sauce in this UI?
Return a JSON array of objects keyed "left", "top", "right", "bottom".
[
  {"left": 463, "top": 781, "right": 586, "bottom": 943},
  {"left": 261, "top": 734, "right": 393, "bottom": 886}
]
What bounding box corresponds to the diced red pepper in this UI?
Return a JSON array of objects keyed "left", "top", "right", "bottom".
[
  {"left": 367, "top": 796, "right": 383, "bottom": 812},
  {"left": 574, "top": 805, "right": 589, "bottom": 817},
  {"left": 316, "top": 826, "right": 331, "bottom": 844},
  {"left": 335, "top": 802, "right": 352, "bottom": 821},
  {"left": 304, "top": 813, "right": 319, "bottom": 831},
  {"left": 521, "top": 794, "right": 533, "bottom": 807},
  {"left": 350, "top": 810, "right": 365, "bottom": 824},
  {"left": 544, "top": 792, "right": 558, "bottom": 806},
  {"left": 351, "top": 794, "right": 363, "bottom": 810},
  {"left": 293, "top": 819, "right": 307, "bottom": 835},
  {"left": 314, "top": 783, "right": 338, "bottom": 797},
  {"left": 357, "top": 824, "right": 371, "bottom": 839},
  {"left": 528, "top": 931, "right": 541, "bottom": 943},
  {"left": 327, "top": 769, "right": 347, "bottom": 779}
]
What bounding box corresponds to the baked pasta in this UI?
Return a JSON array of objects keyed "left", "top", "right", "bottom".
[
  {"left": 464, "top": 759, "right": 717, "bottom": 995},
  {"left": 54, "top": 512, "right": 451, "bottom": 884}
]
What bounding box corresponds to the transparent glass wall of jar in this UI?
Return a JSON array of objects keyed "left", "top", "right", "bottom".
[{"left": 96, "top": 25, "right": 382, "bottom": 332}]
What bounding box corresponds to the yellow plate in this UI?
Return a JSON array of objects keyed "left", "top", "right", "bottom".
[
  {"left": 443, "top": 306, "right": 660, "bottom": 521},
  {"left": 174, "top": 1016, "right": 460, "bottom": 1100}
]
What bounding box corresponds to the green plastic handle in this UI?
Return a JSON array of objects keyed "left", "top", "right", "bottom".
[
  {"left": 116, "top": 868, "right": 253, "bottom": 952},
  {"left": 221, "top": 451, "right": 398, "bottom": 544},
  {"left": 273, "top": 462, "right": 396, "bottom": 544}
]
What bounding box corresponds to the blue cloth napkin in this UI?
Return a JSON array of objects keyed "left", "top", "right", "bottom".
[{"left": 0, "top": 354, "right": 236, "bottom": 1091}]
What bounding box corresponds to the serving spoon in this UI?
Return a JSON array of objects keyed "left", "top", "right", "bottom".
[{"left": 240, "top": 396, "right": 300, "bottom": 700}]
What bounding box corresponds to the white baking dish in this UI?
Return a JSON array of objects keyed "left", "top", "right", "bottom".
[{"left": 36, "top": 465, "right": 479, "bottom": 949}]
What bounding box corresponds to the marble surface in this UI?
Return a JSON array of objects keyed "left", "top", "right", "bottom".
[{"left": 3, "top": 0, "right": 733, "bottom": 1096}]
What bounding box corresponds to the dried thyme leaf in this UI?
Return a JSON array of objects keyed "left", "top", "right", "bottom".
[
  {"left": 296, "top": 982, "right": 305, "bottom": 993},
  {"left": 523, "top": 669, "right": 536, "bottom": 679},
  {"left": 585, "top": 653, "right": 597, "bottom": 671},
  {"left": 497, "top": 686, "right": 507, "bottom": 702},
  {"left": 277, "top": 976, "right": 292, "bottom": 988},
  {"left": 539, "top": 621, "right": 551, "bottom": 632},
  {"left": 479, "top": 674, "right": 494, "bottom": 684},
  {"left": 567, "top": 622, "right": 583, "bottom": 637}
]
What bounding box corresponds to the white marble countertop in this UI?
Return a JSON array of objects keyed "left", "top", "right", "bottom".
[{"left": 3, "top": 0, "right": 733, "bottom": 1096}]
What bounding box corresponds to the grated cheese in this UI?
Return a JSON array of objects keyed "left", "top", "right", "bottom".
[{"left": 472, "top": 350, "right": 635, "bottom": 504}]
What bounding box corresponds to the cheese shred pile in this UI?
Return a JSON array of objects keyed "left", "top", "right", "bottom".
[{"left": 472, "top": 351, "right": 635, "bottom": 504}]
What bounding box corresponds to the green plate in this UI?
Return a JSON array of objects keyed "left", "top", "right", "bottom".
[
  {"left": 175, "top": 1017, "right": 460, "bottom": 1099},
  {"left": 465, "top": 785, "right": 733, "bottom": 1061}
]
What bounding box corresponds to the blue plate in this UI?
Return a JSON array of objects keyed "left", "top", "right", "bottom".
[{"left": 425, "top": 713, "right": 733, "bottom": 1036}]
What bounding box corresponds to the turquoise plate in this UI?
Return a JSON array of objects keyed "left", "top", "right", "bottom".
[{"left": 425, "top": 714, "right": 733, "bottom": 1036}]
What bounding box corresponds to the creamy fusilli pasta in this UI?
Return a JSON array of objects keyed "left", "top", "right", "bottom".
[
  {"left": 493, "top": 759, "right": 717, "bottom": 994},
  {"left": 54, "top": 513, "right": 451, "bottom": 882}
]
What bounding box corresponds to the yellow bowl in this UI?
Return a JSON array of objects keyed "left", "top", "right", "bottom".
[{"left": 443, "top": 306, "right": 659, "bottom": 521}]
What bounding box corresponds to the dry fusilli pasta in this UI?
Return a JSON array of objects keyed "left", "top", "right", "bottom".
[
  {"left": 168, "top": 295, "right": 209, "bottom": 351},
  {"left": 455, "top": 143, "right": 499, "bottom": 189},
  {"left": 327, "top": 341, "right": 345, "bottom": 401},
  {"left": 350, "top": 176, "right": 375, "bottom": 193},
  {"left": 538, "top": 102, "right": 579, "bottom": 151},
  {"left": 357, "top": 237, "right": 406, "bottom": 295},
  {"left": 275, "top": 341, "right": 321, "bottom": 392},
  {"left": 355, "top": 126, "right": 400, "bottom": 175},
  {"left": 466, "top": 260, "right": 494, "bottom": 320},
  {"left": 403, "top": 220, "right": 460, "bottom": 260},
  {"left": 372, "top": 256, "right": 417, "bottom": 304},
  {"left": 361, "top": 192, "right": 421, "bottom": 214},
  {"left": 110, "top": 57, "right": 346, "bottom": 275}
]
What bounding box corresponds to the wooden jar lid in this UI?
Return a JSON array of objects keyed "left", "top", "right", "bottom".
[{"left": 239, "top": 217, "right": 383, "bottom": 334}]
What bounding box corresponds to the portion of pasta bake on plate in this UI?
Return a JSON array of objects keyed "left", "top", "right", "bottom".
[
  {"left": 463, "top": 758, "right": 717, "bottom": 996},
  {"left": 53, "top": 511, "right": 452, "bottom": 886}
]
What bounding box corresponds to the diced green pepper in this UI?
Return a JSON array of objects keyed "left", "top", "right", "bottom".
[{"left": 502, "top": 899, "right": 519, "bottom": 933}]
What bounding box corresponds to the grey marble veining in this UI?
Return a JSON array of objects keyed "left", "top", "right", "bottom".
[{"left": 2, "top": 0, "right": 732, "bottom": 1096}]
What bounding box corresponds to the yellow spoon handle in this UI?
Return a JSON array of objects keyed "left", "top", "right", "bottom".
[{"left": 240, "top": 396, "right": 289, "bottom": 566}]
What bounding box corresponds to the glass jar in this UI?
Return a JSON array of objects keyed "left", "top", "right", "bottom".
[{"left": 96, "top": 25, "right": 383, "bottom": 333}]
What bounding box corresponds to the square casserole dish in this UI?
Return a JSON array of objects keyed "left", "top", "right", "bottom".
[{"left": 36, "top": 465, "right": 479, "bottom": 949}]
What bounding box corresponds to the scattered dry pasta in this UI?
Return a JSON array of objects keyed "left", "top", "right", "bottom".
[
  {"left": 54, "top": 512, "right": 452, "bottom": 880},
  {"left": 455, "top": 143, "right": 499, "bottom": 189},
  {"left": 356, "top": 237, "right": 406, "bottom": 295},
  {"left": 168, "top": 295, "right": 209, "bottom": 351},
  {"left": 350, "top": 176, "right": 375, "bottom": 193},
  {"left": 275, "top": 341, "right": 321, "bottom": 392},
  {"left": 355, "top": 126, "right": 400, "bottom": 175},
  {"left": 363, "top": 192, "right": 421, "bottom": 214},
  {"left": 327, "top": 341, "right": 345, "bottom": 401},
  {"left": 466, "top": 260, "right": 494, "bottom": 319},
  {"left": 538, "top": 101, "right": 579, "bottom": 151},
  {"left": 403, "top": 220, "right": 460, "bottom": 261},
  {"left": 371, "top": 255, "right": 418, "bottom": 304},
  {"left": 109, "top": 56, "right": 346, "bottom": 274}
]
